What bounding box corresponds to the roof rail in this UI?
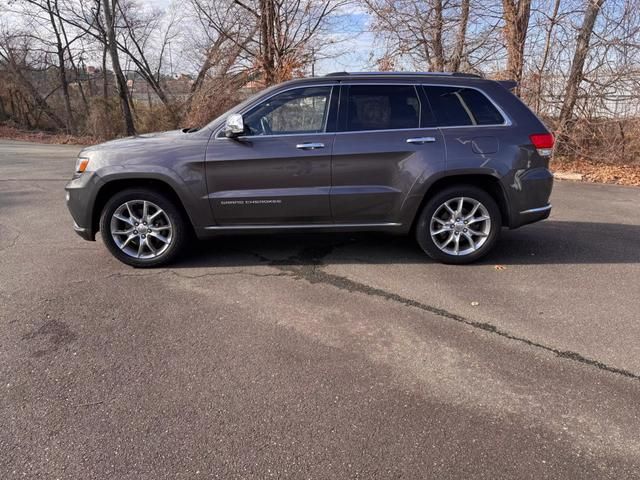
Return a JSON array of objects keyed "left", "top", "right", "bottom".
[{"left": 324, "top": 71, "right": 483, "bottom": 79}]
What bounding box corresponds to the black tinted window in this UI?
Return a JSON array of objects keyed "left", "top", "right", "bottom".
[
  {"left": 424, "top": 86, "right": 504, "bottom": 126},
  {"left": 345, "top": 85, "right": 420, "bottom": 131}
]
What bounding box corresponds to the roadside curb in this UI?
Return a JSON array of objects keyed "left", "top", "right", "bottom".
[{"left": 553, "top": 172, "right": 584, "bottom": 181}]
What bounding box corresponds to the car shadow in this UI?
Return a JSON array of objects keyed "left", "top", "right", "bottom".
[{"left": 172, "top": 220, "right": 640, "bottom": 268}]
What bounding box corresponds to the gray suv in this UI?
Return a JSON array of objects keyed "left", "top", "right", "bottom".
[{"left": 65, "top": 72, "right": 554, "bottom": 267}]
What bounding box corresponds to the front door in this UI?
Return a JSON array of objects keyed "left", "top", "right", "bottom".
[
  {"left": 330, "top": 83, "right": 445, "bottom": 224},
  {"left": 205, "top": 86, "right": 336, "bottom": 225}
]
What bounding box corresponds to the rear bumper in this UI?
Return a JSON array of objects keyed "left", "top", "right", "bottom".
[
  {"left": 516, "top": 203, "right": 552, "bottom": 226},
  {"left": 507, "top": 167, "right": 553, "bottom": 228}
]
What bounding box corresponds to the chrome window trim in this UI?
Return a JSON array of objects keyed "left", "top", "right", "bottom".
[
  {"left": 421, "top": 83, "right": 512, "bottom": 128},
  {"left": 214, "top": 84, "right": 336, "bottom": 139},
  {"left": 213, "top": 81, "right": 512, "bottom": 139},
  {"left": 335, "top": 126, "right": 436, "bottom": 135}
]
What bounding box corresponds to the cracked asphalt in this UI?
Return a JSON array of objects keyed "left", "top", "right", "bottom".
[{"left": 1, "top": 140, "right": 640, "bottom": 479}]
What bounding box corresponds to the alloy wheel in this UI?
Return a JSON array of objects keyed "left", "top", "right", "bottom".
[
  {"left": 429, "top": 197, "right": 491, "bottom": 256},
  {"left": 110, "top": 200, "right": 173, "bottom": 259}
]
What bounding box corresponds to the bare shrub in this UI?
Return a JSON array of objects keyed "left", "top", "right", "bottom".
[
  {"left": 183, "top": 76, "right": 256, "bottom": 128},
  {"left": 551, "top": 117, "right": 640, "bottom": 166},
  {"left": 87, "top": 98, "right": 125, "bottom": 140},
  {"left": 134, "top": 103, "right": 181, "bottom": 133}
]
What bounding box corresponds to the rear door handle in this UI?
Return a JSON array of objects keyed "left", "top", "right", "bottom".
[
  {"left": 296, "top": 142, "right": 325, "bottom": 150},
  {"left": 406, "top": 137, "right": 436, "bottom": 144}
]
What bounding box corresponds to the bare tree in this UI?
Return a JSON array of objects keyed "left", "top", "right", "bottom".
[
  {"left": 8, "top": 0, "right": 86, "bottom": 132},
  {"left": 364, "top": 0, "right": 490, "bottom": 72},
  {"left": 501, "top": 0, "right": 531, "bottom": 94},
  {"left": 0, "top": 30, "right": 67, "bottom": 128},
  {"left": 450, "top": 0, "right": 471, "bottom": 71},
  {"left": 190, "top": 0, "right": 346, "bottom": 85},
  {"left": 556, "top": 0, "right": 606, "bottom": 137},
  {"left": 101, "top": 0, "right": 135, "bottom": 135}
]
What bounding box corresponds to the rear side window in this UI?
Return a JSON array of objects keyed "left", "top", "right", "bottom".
[
  {"left": 424, "top": 86, "right": 505, "bottom": 127},
  {"left": 344, "top": 85, "right": 420, "bottom": 131}
]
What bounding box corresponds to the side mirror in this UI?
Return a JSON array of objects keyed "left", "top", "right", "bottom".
[{"left": 224, "top": 113, "right": 245, "bottom": 138}]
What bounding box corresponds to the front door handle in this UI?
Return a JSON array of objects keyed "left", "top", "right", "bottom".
[
  {"left": 296, "top": 142, "right": 325, "bottom": 150},
  {"left": 406, "top": 137, "right": 436, "bottom": 144}
]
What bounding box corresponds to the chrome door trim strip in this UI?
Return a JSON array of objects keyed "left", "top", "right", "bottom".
[{"left": 204, "top": 222, "right": 402, "bottom": 230}]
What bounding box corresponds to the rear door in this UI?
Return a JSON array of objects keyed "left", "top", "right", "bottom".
[
  {"left": 422, "top": 84, "right": 509, "bottom": 170},
  {"left": 205, "top": 85, "right": 337, "bottom": 225},
  {"left": 330, "top": 83, "right": 445, "bottom": 224}
]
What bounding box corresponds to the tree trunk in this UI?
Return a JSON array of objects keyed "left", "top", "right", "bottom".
[
  {"left": 54, "top": 0, "right": 90, "bottom": 117},
  {"left": 533, "top": 0, "right": 561, "bottom": 113},
  {"left": 450, "top": 0, "right": 470, "bottom": 71},
  {"left": 46, "top": 0, "right": 75, "bottom": 133},
  {"left": 431, "top": 0, "right": 445, "bottom": 71},
  {"left": 102, "top": 45, "right": 109, "bottom": 101},
  {"left": 102, "top": 0, "right": 135, "bottom": 135},
  {"left": 557, "top": 0, "right": 606, "bottom": 138},
  {"left": 259, "top": 0, "right": 277, "bottom": 85},
  {"left": 502, "top": 0, "right": 532, "bottom": 95}
]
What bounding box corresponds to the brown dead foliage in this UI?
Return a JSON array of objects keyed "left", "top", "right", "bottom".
[
  {"left": 0, "top": 124, "right": 95, "bottom": 145},
  {"left": 551, "top": 157, "right": 640, "bottom": 187}
]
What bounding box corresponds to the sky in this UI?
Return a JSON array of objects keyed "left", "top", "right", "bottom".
[{"left": 148, "top": 0, "right": 376, "bottom": 75}]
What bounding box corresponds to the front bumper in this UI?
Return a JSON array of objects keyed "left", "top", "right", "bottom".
[
  {"left": 65, "top": 172, "right": 101, "bottom": 241},
  {"left": 72, "top": 221, "right": 94, "bottom": 241}
]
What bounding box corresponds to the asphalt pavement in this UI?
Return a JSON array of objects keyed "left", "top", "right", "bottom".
[{"left": 1, "top": 140, "right": 639, "bottom": 479}]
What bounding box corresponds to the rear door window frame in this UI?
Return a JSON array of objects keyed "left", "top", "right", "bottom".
[
  {"left": 336, "top": 83, "right": 430, "bottom": 134},
  {"left": 421, "top": 84, "right": 512, "bottom": 129}
]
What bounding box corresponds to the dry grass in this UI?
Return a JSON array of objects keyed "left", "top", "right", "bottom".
[{"left": 0, "top": 124, "right": 95, "bottom": 145}]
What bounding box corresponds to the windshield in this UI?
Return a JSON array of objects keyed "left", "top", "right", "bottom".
[{"left": 202, "top": 84, "right": 282, "bottom": 132}]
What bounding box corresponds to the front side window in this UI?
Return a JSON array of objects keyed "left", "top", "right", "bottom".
[
  {"left": 243, "top": 86, "right": 331, "bottom": 136},
  {"left": 424, "top": 86, "right": 505, "bottom": 127},
  {"left": 344, "top": 85, "right": 420, "bottom": 132}
]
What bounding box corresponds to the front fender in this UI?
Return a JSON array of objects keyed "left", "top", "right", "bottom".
[{"left": 94, "top": 164, "right": 213, "bottom": 228}]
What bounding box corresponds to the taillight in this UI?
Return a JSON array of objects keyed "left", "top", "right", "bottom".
[{"left": 529, "top": 133, "right": 554, "bottom": 157}]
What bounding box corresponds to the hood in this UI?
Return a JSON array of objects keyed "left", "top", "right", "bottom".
[
  {"left": 80, "top": 129, "right": 186, "bottom": 155},
  {"left": 76, "top": 128, "right": 208, "bottom": 173}
]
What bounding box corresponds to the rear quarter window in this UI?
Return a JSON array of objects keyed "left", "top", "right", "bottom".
[{"left": 424, "top": 86, "right": 505, "bottom": 127}]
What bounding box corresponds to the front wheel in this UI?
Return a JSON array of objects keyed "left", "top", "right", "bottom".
[
  {"left": 100, "top": 188, "right": 187, "bottom": 267},
  {"left": 415, "top": 186, "right": 502, "bottom": 264}
]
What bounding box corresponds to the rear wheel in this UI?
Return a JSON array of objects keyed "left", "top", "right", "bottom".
[
  {"left": 100, "top": 188, "right": 187, "bottom": 267},
  {"left": 415, "top": 185, "right": 501, "bottom": 264}
]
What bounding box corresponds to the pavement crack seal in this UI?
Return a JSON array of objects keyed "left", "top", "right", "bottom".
[
  {"left": 0, "top": 228, "right": 21, "bottom": 253},
  {"left": 248, "top": 246, "right": 640, "bottom": 382},
  {"left": 105, "top": 269, "right": 295, "bottom": 281}
]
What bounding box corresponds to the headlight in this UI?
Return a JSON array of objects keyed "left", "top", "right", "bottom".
[{"left": 75, "top": 157, "right": 90, "bottom": 173}]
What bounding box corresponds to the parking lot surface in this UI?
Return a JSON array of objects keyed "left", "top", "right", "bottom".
[{"left": 1, "top": 140, "right": 640, "bottom": 479}]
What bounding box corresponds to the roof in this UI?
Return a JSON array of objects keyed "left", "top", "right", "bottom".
[{"left": 324, "top": 71, "right": 483, "bottom": 79}]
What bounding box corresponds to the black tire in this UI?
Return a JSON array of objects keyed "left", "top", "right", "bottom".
[
  {"left": 100, "top": 188, "right": 187, "bottom": 268},
  {"left": 415, "top": 185, "right": 502, "bottom": 264}
]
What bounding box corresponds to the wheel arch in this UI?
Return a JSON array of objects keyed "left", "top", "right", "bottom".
[
  {"left": 410, "top": 174, "right": 511, "bottom": 231},
  {"left": 92, "top": 177, "right": 194, "bottom": 236}
]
